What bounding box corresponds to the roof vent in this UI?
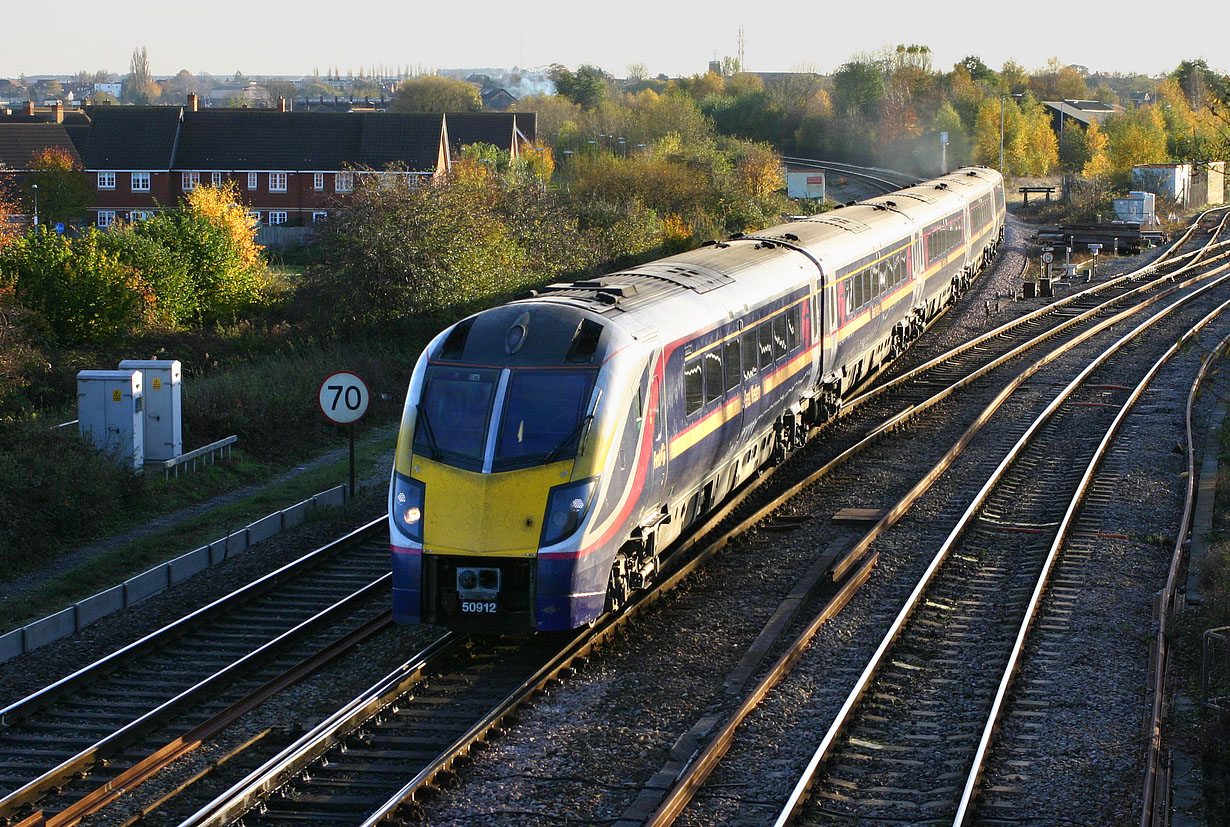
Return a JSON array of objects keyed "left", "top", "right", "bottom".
[
  {"left": 565, "top": 319, "right": 603, "bottom": 364},
  {"left": 440, "top": 317, "right": 475, "bottom": 360}
]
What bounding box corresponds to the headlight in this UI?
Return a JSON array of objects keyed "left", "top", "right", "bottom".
[
  {"left": 540, "top": 477, "right": 599, "bottom": 547},
  {"left": 392, "top": 472, "right": 425, "bottom": 543}
]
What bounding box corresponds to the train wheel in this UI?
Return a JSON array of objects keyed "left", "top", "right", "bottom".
[{"left": 603, "top": 551, "right": 632, "bottom": 614}]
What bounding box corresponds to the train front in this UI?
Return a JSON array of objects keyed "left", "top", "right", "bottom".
[{"left": 389, "top": 301, "right": 641, "bottom": 633}]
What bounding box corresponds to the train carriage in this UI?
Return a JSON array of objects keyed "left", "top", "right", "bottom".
[{"left": 390, "top": 166, "right": 1006, "bottom": 633}]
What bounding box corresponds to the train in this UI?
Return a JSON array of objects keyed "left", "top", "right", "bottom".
[{"left": 389, "top": 165, "right": 1007, "bottom": 633}]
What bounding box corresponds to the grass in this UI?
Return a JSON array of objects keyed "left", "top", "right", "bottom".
[{"left": 0, "top": 425, "right": 397, "bottom": 634}]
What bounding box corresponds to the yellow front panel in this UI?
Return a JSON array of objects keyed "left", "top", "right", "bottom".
[{"left": 411, "top": 455, "right": 574, "bottom": 557}]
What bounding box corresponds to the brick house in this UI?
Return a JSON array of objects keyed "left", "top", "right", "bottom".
[
  {"left": 0, "top": 121, "right": 84, "bottom": 224},
  {"left": 78, "top": 100, "right": 536, "bottom": 227}
]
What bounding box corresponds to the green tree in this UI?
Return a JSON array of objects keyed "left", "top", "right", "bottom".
[
  {"left": 390, "top": 75, "right": 482, "bottom": 113},
  {"left": 550, "top": 64, "right": 611, "bottom": 109},
  {"left": 957, "top": 55, "right": 997, "bottom": 83},
  {"left": 0, "top": 229, "right": 148, "bottom": 343},
  {"left": 831, "top": 60, "right": 884, "bottom": 118}
]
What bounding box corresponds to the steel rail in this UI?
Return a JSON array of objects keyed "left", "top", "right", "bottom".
[
  {"left": 779, "top": 156, "right": 918, "bottom": 192},
  {"left": 648, "top": 255, "right": 1230, "bottom": 827},
  {"left": 772, "top": 260, "right": 1230, "bottom": 826},
  {"left": 611, "top": 214, "right": 1230, "bottom": 826},
  {"left": 34, "top": 612, "right": 393, "bottom": 827},
  {"left": 1139, "top": 327, "right": 1230, "bottom": 826},
  {"left": 844, "top": 207, "right": 1230, "bottom": 416},
  {"left": 0, "top": 569, "right": 391, "bottom": 821},
  {"left": 955, "top": 291, "right": 1230, "bottom": 825},
  {"left": 0, "top": 516, "right": 387, "bottom": 727},
  {"left": 129, "top": 206, "right": 1225, "bottom": 827},
  {"left": 176, "top": 632, "right": 466, "bottom": 827}
]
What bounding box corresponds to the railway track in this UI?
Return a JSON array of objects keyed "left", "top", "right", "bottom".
[
  {"left": 0, "top": 521, "right": 391, "bottom": 827},
  {"left": 166, "top": 213, "right": 1230, "bottom": 824},
  {"left": 632, "top": 221, "right": 1230, "bottom": 825},
  {"left": 4, "top": 206, "right": 1223, "bottom": 826},
  {"left": 780, "top": 156, "right": 919, "bottom": 194}
]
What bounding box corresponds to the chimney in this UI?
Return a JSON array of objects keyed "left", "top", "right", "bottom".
[
  {"left": 51, "top": 102, "right": 63, "bottom": 123},
  {"left": 187, "top": 93, "right": 198, "bottom": 112},
  {"left": 277, "top": 96, "right": 287, "bottom": 113},
  {"left": 22, "top": 100, "right": 34, "bottom": 116}
]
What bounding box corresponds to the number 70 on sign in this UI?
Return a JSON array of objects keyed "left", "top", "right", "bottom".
[{"left": 318, "top": 371, "right": 370, "bottom": 424}]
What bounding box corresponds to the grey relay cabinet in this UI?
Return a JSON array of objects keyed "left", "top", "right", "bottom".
[
  {"left": 118, "top": 359, "right": 183, "bottom": 461},
  {"left": 77, "top": 370, "right": 144, "bottom": 469}
]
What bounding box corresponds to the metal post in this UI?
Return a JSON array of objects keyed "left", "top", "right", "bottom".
[{"left": 348, "top": 423, "right": 356, "bottom": 500}]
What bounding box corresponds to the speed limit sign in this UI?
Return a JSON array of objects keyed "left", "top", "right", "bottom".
[
  {"left": 1041, "top": 251, "right": 1054, "bottom": 264},
  {"left": 319, "top": 371, "right": 370, "bottom": 424}
]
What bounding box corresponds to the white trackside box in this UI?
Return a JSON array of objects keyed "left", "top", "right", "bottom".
[
  {"left": 77, "top": 370, "right": 144, "bottom": 469},
  {"left": 119, "top": 359, "right": 183, "bottom": 461}
]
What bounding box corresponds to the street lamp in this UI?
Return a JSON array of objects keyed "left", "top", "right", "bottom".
[
  {"left": 31, "top": 183, "right": 38, "bottom": 227},
  {"left": 999, "top": 93, "right": 1023, "bottom": 173}
]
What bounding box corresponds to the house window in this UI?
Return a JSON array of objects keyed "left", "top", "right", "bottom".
[
  {"left": 97, "top": 171, "right": 116, "bottom": 189},
  {"left": 248, "top": 172, "right": 258, "bottom": 189},
  {"left": 267, "top": 211, "right": 288, "bottom": 225},
  {"left": 182, "top": 171, "right": 200, "bottom": 190},
  {"left": 313, "top": 173, "right": 324, "bottom": 190},
  {"left": 128, "top": 210, "right": 151, "bottom": 220},
  {"left": 248, "top": 211, "right": 261, "bottom": 223},
  {"left": 312, "top": 211, "right": 328, "bottom": 222},
  {"left": 97, "top": 210, "right": 116, "bottom": 227},
  {"left": 269, "top": 172, "right": 287, "bottom": 192},
  {"left": 131, "top": 172, "right": 150, "bottom": 191},
  {"left": 211, "top": 171, "right": 223, "bottom": 186},
  {"left": 335, "top": 171, "right": 353, "bottom": 192}
]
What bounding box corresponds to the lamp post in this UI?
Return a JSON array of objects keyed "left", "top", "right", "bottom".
[{"left": 31, "top": 183, "right": 38, "bottom": 227}]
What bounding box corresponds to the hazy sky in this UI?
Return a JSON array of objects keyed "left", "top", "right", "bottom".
[{"left": 4, "top": 0, "right": 1225, "bottom": 79}]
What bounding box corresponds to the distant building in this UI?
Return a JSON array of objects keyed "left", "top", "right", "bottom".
[
  {"left": 76, "top": 99, "right": 536, "bottom": 227},
  {"left": 1132, "top": 163, "right": 1225, "bottom": 208},
  {"left": 480, "top": 87, "right": 517, "bottom": 110},
  {"left": 0, "top": 78, "right": 28, "bottom": 102},
  {"left": 1042, "top": 99, "right": 1119, "bottom": 136}
]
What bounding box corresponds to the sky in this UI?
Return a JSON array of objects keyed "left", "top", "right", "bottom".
[{"left": 4, "top": 0, "right": 1226, "bottom": 80}]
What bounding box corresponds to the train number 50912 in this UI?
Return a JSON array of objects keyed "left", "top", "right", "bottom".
[{"left": 461, "top": 601, "right": 498, "bottom": 613}]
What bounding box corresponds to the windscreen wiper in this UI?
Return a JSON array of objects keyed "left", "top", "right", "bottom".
[
  {"left": 415, "top": 404, "right": 441, "bottom": 458},
  {"left": 544, "top": 413, "right": 594, "bottom": 463}
]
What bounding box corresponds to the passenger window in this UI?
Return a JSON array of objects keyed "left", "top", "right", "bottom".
[
  {"left": 758, "top": 323, "right": 774, "bottom": 369},
  {"left": 742, "top": 332, "right": 758, "bottom": 380},
  {"left": 684, "top": 358, "right": 703, "bottom": 417},
  {"left": 787, "top": 306, "right": 800, "bottom": 352},
  {"left": 703, "top": 350, "right": 723, "bottom": 405},
  {"left": 772, "top": 315, "right": 787, "bottom": 360},
  {"left": 724, "top": 338, "right": 741, "bottom": 391}
]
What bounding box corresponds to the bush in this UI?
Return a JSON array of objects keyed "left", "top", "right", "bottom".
[
  {"left": 0, "top": 419, "right": 144, "bottom": 569},
  {"left": 0, "top": 228, "right": 149, "bottom": 344}
]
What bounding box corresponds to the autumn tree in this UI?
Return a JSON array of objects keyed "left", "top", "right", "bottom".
[
  {"left": 390, "top": 75, "right": 482, "bottom": 113},
  {"left": 1082, "top": 119, "right": 1112, "bottom": 179},
  {"left": 1103, "top": 106, "right": 1169, "bottom": 179},
  {"left": 22, "top": 146, "right": 90, "bottom": 227}
]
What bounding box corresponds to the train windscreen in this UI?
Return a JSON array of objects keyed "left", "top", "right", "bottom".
[
  {"left": 413, "top": 366, "right": 499, "bottom": 470},
  {"left": 495, "top": 369, "right": 596, "bottom": 469}
]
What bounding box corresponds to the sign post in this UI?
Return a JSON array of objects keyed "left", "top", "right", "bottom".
[{"left": 318, "top": 371, "right": 370, "bottom": 499}]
